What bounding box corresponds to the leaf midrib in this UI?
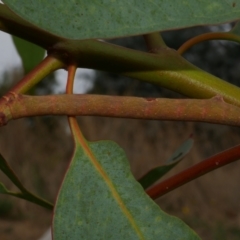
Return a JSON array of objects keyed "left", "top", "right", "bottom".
[{"left": 72, "top": 120, "right": 145, "bottom": 239}]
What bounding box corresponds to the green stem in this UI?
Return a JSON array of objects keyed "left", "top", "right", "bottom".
[
  {"left": 0, "top": 153, "right": 53, "bottom": 209},
  {"left": 0, "top": 153, "right": 28, "bottom": 193},
  {"left": 6, "top": 191, "right": 53, "bottom": 210},
  {"left": 1, "top": 94, "right": 240, "bottom": 127},
  {"left": 143, "top": 32, "right": 167, "bottom": 51},
  {"left": 53, "top": 39, "right": 240, "bottom": 107}
]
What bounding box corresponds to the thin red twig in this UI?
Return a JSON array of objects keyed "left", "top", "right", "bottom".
[{"left": 146, "top": 144, "right": 240, "bottom": 199}]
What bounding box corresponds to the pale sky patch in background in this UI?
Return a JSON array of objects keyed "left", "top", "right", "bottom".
[{"left": 0, "top": 31, "right": 95, "bottom": 94}]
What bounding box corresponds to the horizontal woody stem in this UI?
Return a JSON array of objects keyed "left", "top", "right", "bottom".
[{"left": 0, "top": 94, "right": 240, "bottom": 127}]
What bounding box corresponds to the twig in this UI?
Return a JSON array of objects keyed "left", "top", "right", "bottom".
[
  {"left": 0, "top": 94, "right": 240, "bottom": 127},
  {"left": 0, "top": 153, "right": 53, "bottom": 209},
  {"left": 9, "top": 55, "right": 64, "bottom": 94},
  {"left": 146, "top": 144, "right": 240, "bottom": 199},
  {"left": 178, "top": 32, "right": 240, "bottom": 55}
]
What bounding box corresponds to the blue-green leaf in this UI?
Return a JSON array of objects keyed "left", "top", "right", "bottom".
[
  {"left": 3, "top": 1, "right": 240, "bottom": 40},
  {"left": 12, "top": 35, "right": 45, "bottom": 73},
  {"left": 53, "top": 126, "right": 200, "bottom": 239}
]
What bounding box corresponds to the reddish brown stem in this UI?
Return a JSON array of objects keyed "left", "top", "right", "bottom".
[
  {"left": 146, "top": 144, "right": 240, "bottom": 199},
  {"left": 66, "top": 65, "right": 77, "bottom": 94},
  {"left": 66, "top": 64, "right": 83, "bottom": 144},
  {"left": 0, "top": 94, "right": 240, "bottom": 127},
  {"left": 9, "top": 55, "right": 64, "bottom": 94},
  {"left": 178, "top": 32, "right": 240, "bottom": 55}
]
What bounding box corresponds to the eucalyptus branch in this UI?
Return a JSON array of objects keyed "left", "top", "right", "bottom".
[
  {"left": 178, "top": 32, "right": 240, "bottom": 55},
  {"left": 0, "top": 94, "right": 240, "bottom": 127},
  {"left": 51, "top": 41, "right": 240, "bottom": 107},
  {"left": 1, "top": 4, "right": 240, "bottom": 106},
  {"left": 146, "top": 144, "right": 240, "bottom": 199}
]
